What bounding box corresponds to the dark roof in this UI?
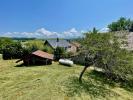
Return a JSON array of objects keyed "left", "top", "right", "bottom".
[
  {"left": 46, "top": 39, "right": 70, "bottom": 48},
  {"left": 32, "top": 50, "right": 54, "bottom": 60}
]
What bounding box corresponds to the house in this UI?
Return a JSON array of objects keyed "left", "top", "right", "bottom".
[
  {"left": 16, "top": 50, "right": 54, "bottom": 66},
  {"left": 44, "top": 38, "right": 80, "bottom": 53},
  {"left": 68, "top": 42, "right": 81, "bottom": 53}
]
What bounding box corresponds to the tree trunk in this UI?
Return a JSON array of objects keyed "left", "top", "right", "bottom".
[{"left": 79, "top": 66, "right": 88, "bottom": 83}]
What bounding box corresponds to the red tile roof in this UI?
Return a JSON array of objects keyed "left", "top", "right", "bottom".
[{"left": 32, "top": 50, "right": 54, "bottom": 60}]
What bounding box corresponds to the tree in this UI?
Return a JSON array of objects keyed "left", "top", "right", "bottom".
[
  {"left": 0, "top": 37, "right": 14, "bottom": 53},
  {"left": 79, "top": 31, "right": 133, "bottom": 83},
  {"left": 92, "top": 27, "right": 99, "bottom": 34},
  {"left": 129, "top": 22, "right": 133, "bottom": 32},
  {"left": 108, "top": 17, "right": 133, "bottom": 32},
  {"left": 54, "top": 47, "right": 65, "bottom": 61},
  {"left": 2, "top": 42, "right": 23, "bottom": 60}
]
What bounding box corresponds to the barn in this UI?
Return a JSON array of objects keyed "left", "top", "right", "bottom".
[{"left": 16, "top": 50, "right": 54, "bottom": 66}]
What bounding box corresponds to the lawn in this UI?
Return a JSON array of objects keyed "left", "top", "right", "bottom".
[
  {"left": 0, "top": 54, "right": 2, "bottom": 60},
  {"left": 0, "top": 59, "right": 133, "bottom": 100}
]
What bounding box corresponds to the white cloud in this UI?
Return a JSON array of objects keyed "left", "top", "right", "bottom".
[
  {"left": 0, "top": 28, "right": 84, "bottom": 39},
  {"left": 99, "top": 27, "right": 109, "bottom": 33},
  {"left": 62, "top": 28, "right": 83, "bottom": 38},
  {"left": 69, "top": 28, "right": 78, "bottom": 33},
  {"left": 36, "top": 28, "right": 57, "bottom": 37}
]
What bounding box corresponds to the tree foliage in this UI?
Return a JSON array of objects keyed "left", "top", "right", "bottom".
[
  {"left": 2, "top": 42, "right": 23, "bottom": 60},
  {"left": 54, "top": 47, "right": 65, "bottom": 61},
  {"left": 108, "top": 17, "right": 133, "bottom": 32},
  {"left": 79, "top": 31, "right": 133, "bottom": 83},
  {"left": 43, "top": 45, "right": 54, "bottom": 54},
  {"left": 0, "top": 37, "right": 14, "bottom": 53},
  {"left": 22, "top": 40, "right": 44, "bottom": 51}
]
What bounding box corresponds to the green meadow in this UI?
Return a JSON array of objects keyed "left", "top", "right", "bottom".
[{"left": 0, "top": 58, "right": 133, "bottom": 100}]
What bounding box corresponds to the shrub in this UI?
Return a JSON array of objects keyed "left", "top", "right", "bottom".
[
  {"left": 2, "top": 42, "right": 23, "bottom": 60},
  {"left": 54, "top": 47, "right": 65, "bottom": 61},
  {"left": 43, "top": 45, "right": 54, "bottom": 54}
]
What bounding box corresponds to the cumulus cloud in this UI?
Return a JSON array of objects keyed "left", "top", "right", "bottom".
[
  {"left": 61, "top": 28, "right": 83, "bottom": 38},
  {"left": 35, "top": 28, "right": 58, "bottom": 38},
  {"left": 99, "top": 27, "right": 109, "bottom": 33},
  {"left": 0, "top": 28, "right": 84, "bottom": 39}
]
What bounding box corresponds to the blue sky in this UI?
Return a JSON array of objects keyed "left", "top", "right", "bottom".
[{"left": 0, "top": 0, "right": 133, "bottom": 38}]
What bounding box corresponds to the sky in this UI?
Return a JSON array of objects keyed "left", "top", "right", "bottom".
[{"left": 0, "top": 0, "right": 133, "bottom": 38}]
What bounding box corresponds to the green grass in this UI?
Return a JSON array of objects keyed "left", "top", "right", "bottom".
[
  {"left": 0, "top": 54, "right": 2, "bottom": 59},
  {"left": 0, "top": 60, "right": 133, "bottom": 100}
]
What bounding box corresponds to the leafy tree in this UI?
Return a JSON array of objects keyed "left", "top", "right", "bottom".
[
  {"left": 108, "top": 17, "right": 133, "bottom": 32},
  {"left": 54, "top": 47, "right": 65, "bottom": 61},
  {"left": 0, "top": 37, "right": 14, "bottom": 53},
  {"left": 79, "top": 31, "right": 133, "bottom": 83}
]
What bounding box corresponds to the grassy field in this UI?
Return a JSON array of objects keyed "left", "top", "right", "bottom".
[
  {"left": 0, "top": 54, "right": 2, "bottom": 60},
  {"left": 0, "top": 59, "right": 133, "bottom": 100}
]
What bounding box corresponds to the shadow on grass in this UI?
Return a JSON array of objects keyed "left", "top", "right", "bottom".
[
  {"left": 15, "top": 63, "right": 25, "bottom": 67},
  {"left": 85, "top": 70, "right": 116, "bottom": 87},
  {"left": 15, "top": 63, "right": 50, "bottom": 67},
  {"left": 86, "top": 70, "right": 133, "bottom": 92},
  {"left": 58, "top": 63, "right": 73, "bottom": 67},
  {"left": 120, "top": 80, "right": 133, "bottom": 92},
  {"left": 63, "top": 70, "right": 133, "bottom": 98},
  {"left": 63, "top": 75, "right": 119, "bottom": 98}
]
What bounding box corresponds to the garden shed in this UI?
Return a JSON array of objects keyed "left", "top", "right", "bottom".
[{"left": 16, "top": 50, "right": 54, "bottom": 66}]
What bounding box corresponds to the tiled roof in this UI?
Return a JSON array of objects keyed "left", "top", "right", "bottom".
[
  {"left": 46, "top": 39, "right": 70, "bottom": 48},
  {"left": 32, "top": 50, "right": 54, "bottom": 60}
]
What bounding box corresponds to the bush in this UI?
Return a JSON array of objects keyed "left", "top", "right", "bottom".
[
  {"left": 2, "top": 42, "right": 23, "bottom": 60},
  {"left": 22, "top": 40, "right": 44, "bottom": 51},
  {"left": 54, "top": 47, "right": 65, "bottom": 61},
  {"left": 43, "top": 45, "right": 54, "bottom": 54},
  {"left": 71, "top": 52, "right": 86, "bottom": 65},
  {"left": 0, "top": 37, "right": 14, "bottom": 54}
]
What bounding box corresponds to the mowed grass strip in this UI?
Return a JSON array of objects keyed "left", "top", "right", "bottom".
[{"left": 0, "top": 60, "right": 133, "bottom": 100}]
